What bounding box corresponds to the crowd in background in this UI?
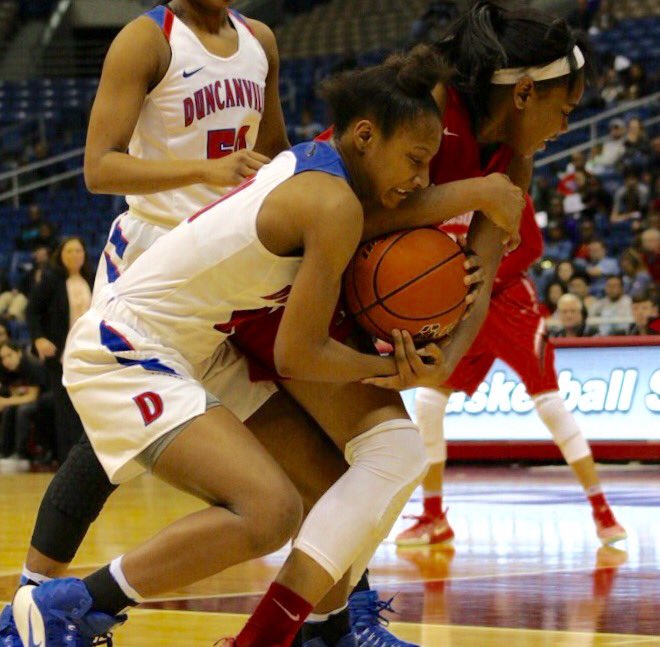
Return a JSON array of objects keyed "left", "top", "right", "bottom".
[{"left": 0, "top": 0, "right": 658, "bottom": 473}]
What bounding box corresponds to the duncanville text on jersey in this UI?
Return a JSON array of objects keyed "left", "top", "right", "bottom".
[{"left": 184, "top": 77, "right": 266, "bottom": 127}]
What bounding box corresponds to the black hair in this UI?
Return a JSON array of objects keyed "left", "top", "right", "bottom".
[
  {"left": 0, "top": 340, "right": 21, "bottom": 354},
  {"left": 570, "top": 270, "right": 591, "bottom": 285},
  {"left": 435, "top": 0, "right": 594, "bottom": 123},
  {"left": 543, "top": 279, "right": 567, "bottom": 311},
  {"left": 50, "top": 236, "right": 93, "bottom": 283},
  {"left": 320, "top": 44, "right": 450, "bottom": 138}
]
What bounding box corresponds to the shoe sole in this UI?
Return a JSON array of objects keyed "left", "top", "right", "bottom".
[
  {"left": 599, "top": 531, "right": 628, "bottom": 546},
  {"left": 395, "top": 531, "right": 455, "bottom": 547},
  {"left": 12, "top": 586, "right": 45, "bottom": 647}
]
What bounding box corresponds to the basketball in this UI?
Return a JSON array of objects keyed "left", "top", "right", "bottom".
[{"left": 344, "top": 227, "right": 468, "bottom": 344}]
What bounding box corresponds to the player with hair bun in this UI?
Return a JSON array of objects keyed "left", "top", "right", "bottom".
[{"left": 12, "top": 47, "right": 495, "bottom": 647}]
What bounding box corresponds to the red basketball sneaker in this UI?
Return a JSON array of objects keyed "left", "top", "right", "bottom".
[
  {"left": 395, "top": 510, "right": 454, "bottom": 547},
  {"left": 593, "top": 505, "right": 627, "bottom": 545}
]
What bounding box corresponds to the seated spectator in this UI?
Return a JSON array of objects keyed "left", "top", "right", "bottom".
[
  {"left": 558, "top": 151, "right": 590, "bottom": 192},
  {"left": 611, "top": 170, "right": 649, "bottom": 223},
  {"left": 627, "top": 291, "right": 659, "bottom": 335},
  {"left": 622, "top": 62, "right": 647, "bottom": 100},
  {"left": 581, "top": 175, "right": 613, "bottom": 226},
  {"left": 18, "top": 245, "right": 50, "bottom": 297},
  {"left": 16, "top": 204, "right": 42, "bottom": 251},
  {"left": 293, "top": 106, "right": 324, "bottom": 143},
  {"left": 0, "top": 267, "right": 27, "bottom": 323},
  {"left": 572, "top": 219, "right": 598, "bottom": 259},
  {"left": 590, "top": 275, "right": 633, "bottom": 336},
  {"left": 568, "top": 272, "right": 597, "bottom": 311},
  {"left": 540, "top": 280, "right": 567, "bottom": 324},
  {"left": 639, "top": 228, "right": 659, "bottom": 283},
  {"left": 620, "top": 248, "right": 651, "bottom": 298},
  {"left": 0, "top": 322, "right": 9, "bottom": 347},
  {"left": 621, "top": 118, "right": 651, "bottom": 169},
  {"left": 544, "top": 221, "right": 573, "bottom": 263},
  {"left": 584, "top": 239, "right": 619, "bottom": 296},
  {"left": 551, "top": 293, "right": 597, "bottom": 338},
  {"left": 600, "top": 68, "right": 624, "bottom": 106},
  {"left": 563, "top": 170, "right": 589, "bottom": 216},
  {"left": 554, "top": 260, "right": 576, "bottom": 285},
  {"left": 0, "top": 342, "right": 49, "bottom": 472},
  {"left": 593, "top": 118, "right": 626, "bottom": 169}
]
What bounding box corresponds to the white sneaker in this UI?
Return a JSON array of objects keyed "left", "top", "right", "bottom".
[{"left": 0, "top": 456, "right": 31, "bottom": 473}]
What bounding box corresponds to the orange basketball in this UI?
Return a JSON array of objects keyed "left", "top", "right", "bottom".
[{"left": 344, "top": 227, "right": 468, "bottom": 344}]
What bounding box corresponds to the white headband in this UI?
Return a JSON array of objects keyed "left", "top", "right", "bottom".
[{"left": 491, "top": 45, "right": 585, "bottom": 85}]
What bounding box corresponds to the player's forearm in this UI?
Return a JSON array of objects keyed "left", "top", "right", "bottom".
[
  {"left": 276, "top": 338, "right": 396, "bottom": 383},
  {"left": 362, "top": 178, "right": 490, "bottom": 241},
  {"left": 440, "top": 215, "right": 504, "bottom": 377},
  {"left": 85, "top": 151, "right": 207, "bottom": 195}
]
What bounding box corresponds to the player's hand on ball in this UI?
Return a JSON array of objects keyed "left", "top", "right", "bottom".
[
  {"left": 203, "top": 150, "right": 271, "bottom": 187},
  {"left": 480, "top": 173, "right": 525, "bottom": 237},
  {"left": 362, "top": 330, "right": 450, "bottom": 390},
  {"left": 462, "top": 251, "right": 484, "bottom": 320}
]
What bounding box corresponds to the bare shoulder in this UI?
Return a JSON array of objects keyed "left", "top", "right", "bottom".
[
  {"left": 244, "top": 17, "right": 279, "bottom": 60},
  {"left": 105, "top": 15, "right": 169, "bottom": 76}
]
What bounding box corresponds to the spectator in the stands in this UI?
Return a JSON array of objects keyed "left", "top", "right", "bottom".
[
  {"left": 551, "top": 293, "right": 597, "bottom": 338},
  {"left": 530, "top": 175, "right": 553, "bottom": 213},
  {"left": 293, "top": 106, "right": 324, "bottom": 143},
  {"left": 622, "top": 62, "right": 648, "bottom": 100},
  {"left": 18, "top": 245, "right": 50, "bottom": 298},
  {"left": 600, "top": 68, "right": 624, "bottom": 105},
  {"left": 568, "top": 272, "right": 597, "bottom": 312},
  {"left": 544, "top": 221, "right": 573, "bottom": 263},
  {"left": 612, "top": 169, "right": 649, "bottom": 224},
  {"left": 554, "top": 260, "right": 576, "bottom": 286},
  {"left": 540, "top": 280, "right": 567, "bottom": 323},
  {"left": 594, "top": 118, "right": 626, "bottom": 169},
  {"left": 563, "top": 170, "right": 589, "bottom": 216},
  {"left": 34, "top": 221, "right": 58, "bottom": 252},
  {"left": 621, "top": 118, "right": 651, "bottom": 168},
  {"left": 628, "top": 291, "right": 659, "bottom": 336},
  {"left": 0, "top": 322, "right": 9, "bottom": 349},
  {"left": 585, "top": 239, "right": 619, "bottom": 296},
  {"left": 573, "top": 220, "right": 598, "bottom": 260},
  {"left": 639, "top": 227, "right": 659, "bottom": 283},
  {"left": 0, "top": 341, "right": 49, "bottom": 472},
  {"left": 27, "top": 236, "right": 92, "bottom": 464},
  {"left": 581, "top": 175, "right": 613, "bottom": 226},
  {"left": 590, "top": 275, "right": 633, "bottom": 336},
  {"left": 15, "top": 204, "right": 46, "bottom": 251},
  {"left": 620, "top": 248, "right": 652, "bottom": 298},
  {"left": 0, "top": 279, "right": 27, "bottom": 323}
]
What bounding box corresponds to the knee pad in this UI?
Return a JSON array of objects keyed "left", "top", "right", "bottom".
[
  {"left": 534, "top": 392, "right": 591, "bottom": 464},
  {"left": 294, "top": 419, "right": 427, "bottom": 582},
  {"left": 344, "top": 418, "right": 428, "bottom": 486},
  {"left": 414, "top": 387, "right": 449, "bottom": 463},
  {"left": 48, "top": 437, "right": 118, "bottom": 522}
]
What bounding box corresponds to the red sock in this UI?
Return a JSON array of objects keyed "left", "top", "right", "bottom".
[
  {"left": 588, "top": 491, "right": 608, "bottom": 510},
  {"left": 236, "top": 582, "right": 312, "bottom": 647},
  {"left": 424, "top": 494, "right": 443, "bottom": 518}
]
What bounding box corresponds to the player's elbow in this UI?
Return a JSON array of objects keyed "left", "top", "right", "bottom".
[
  {"left": 273, "top": 337, "right": 316, "bottom": 380},
  {"left": 84, "top": 163, "right": 104, "bottom": 194}
]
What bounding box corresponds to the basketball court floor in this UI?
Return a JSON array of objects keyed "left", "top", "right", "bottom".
[{"left": 1, "top": 465, "right": 658, "bottom": 646}]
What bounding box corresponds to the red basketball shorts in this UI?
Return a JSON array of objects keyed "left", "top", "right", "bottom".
[{"left": 445, "top": 278, "right": 559, "bottom": 397}]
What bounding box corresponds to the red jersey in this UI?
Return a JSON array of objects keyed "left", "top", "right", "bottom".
[{"left": 434, "top": 88, "right": 543, "bottom": 292}]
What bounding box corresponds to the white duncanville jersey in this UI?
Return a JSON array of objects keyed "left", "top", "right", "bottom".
[
  {"left": 126, "top": 5, "right": 268, "bottom": 227},
  {"left": 96, "top": 142, "right": 350, "bottom": 367}
]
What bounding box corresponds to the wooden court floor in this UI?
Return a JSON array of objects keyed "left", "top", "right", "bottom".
[{"left": 1, "top": 465, "right": 659, "bottom": 646}]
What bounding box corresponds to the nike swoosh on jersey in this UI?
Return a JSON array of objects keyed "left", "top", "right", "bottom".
[
  {"left": 273, "top": 599, "right": 300, "bottom": 621},
  {"left": 183, "top": 66, "right": 205, "bottom": 78},
  {"left": 443, "top": 127, "right": 459, "bottom": 137},
  {"left": 28, "top": 604, "right": 44, "bottom": 647}
]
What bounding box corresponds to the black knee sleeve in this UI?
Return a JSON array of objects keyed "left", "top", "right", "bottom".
[{"left": 31, "top": 436, "right": 118, "bottom": 563}]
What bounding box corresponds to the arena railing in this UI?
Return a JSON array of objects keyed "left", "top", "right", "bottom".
[
  {"left": 535, "top": 91, "right": 660, "bottom": 170},
  {"left": 0, "top": 146, "right": 83, "bottom": 206}
]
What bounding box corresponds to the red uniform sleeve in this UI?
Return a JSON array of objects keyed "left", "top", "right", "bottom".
[{"left": 493, "top": 195, "right": 543, "bottom": 292}]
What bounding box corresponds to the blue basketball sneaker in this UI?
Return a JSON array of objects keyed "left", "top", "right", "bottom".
[
  {"left": 348, "top": 590, "right": 418, "bottom": 647},
  {"left": 0, "top": 605, "right": 21, "bottom": 647},
  {"left": 303, "top": 634, "right": 357, "bottom": 647},
  {"left": 12, "top": 578, "right": 124, "bottom": 646}
]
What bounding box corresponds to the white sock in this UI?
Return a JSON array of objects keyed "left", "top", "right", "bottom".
[
  {"left": 109, "top": 555, "right": 145, "bottom": 603},
  {"left": 21, "top": 567, "right": 52, "bottom": 585}
]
